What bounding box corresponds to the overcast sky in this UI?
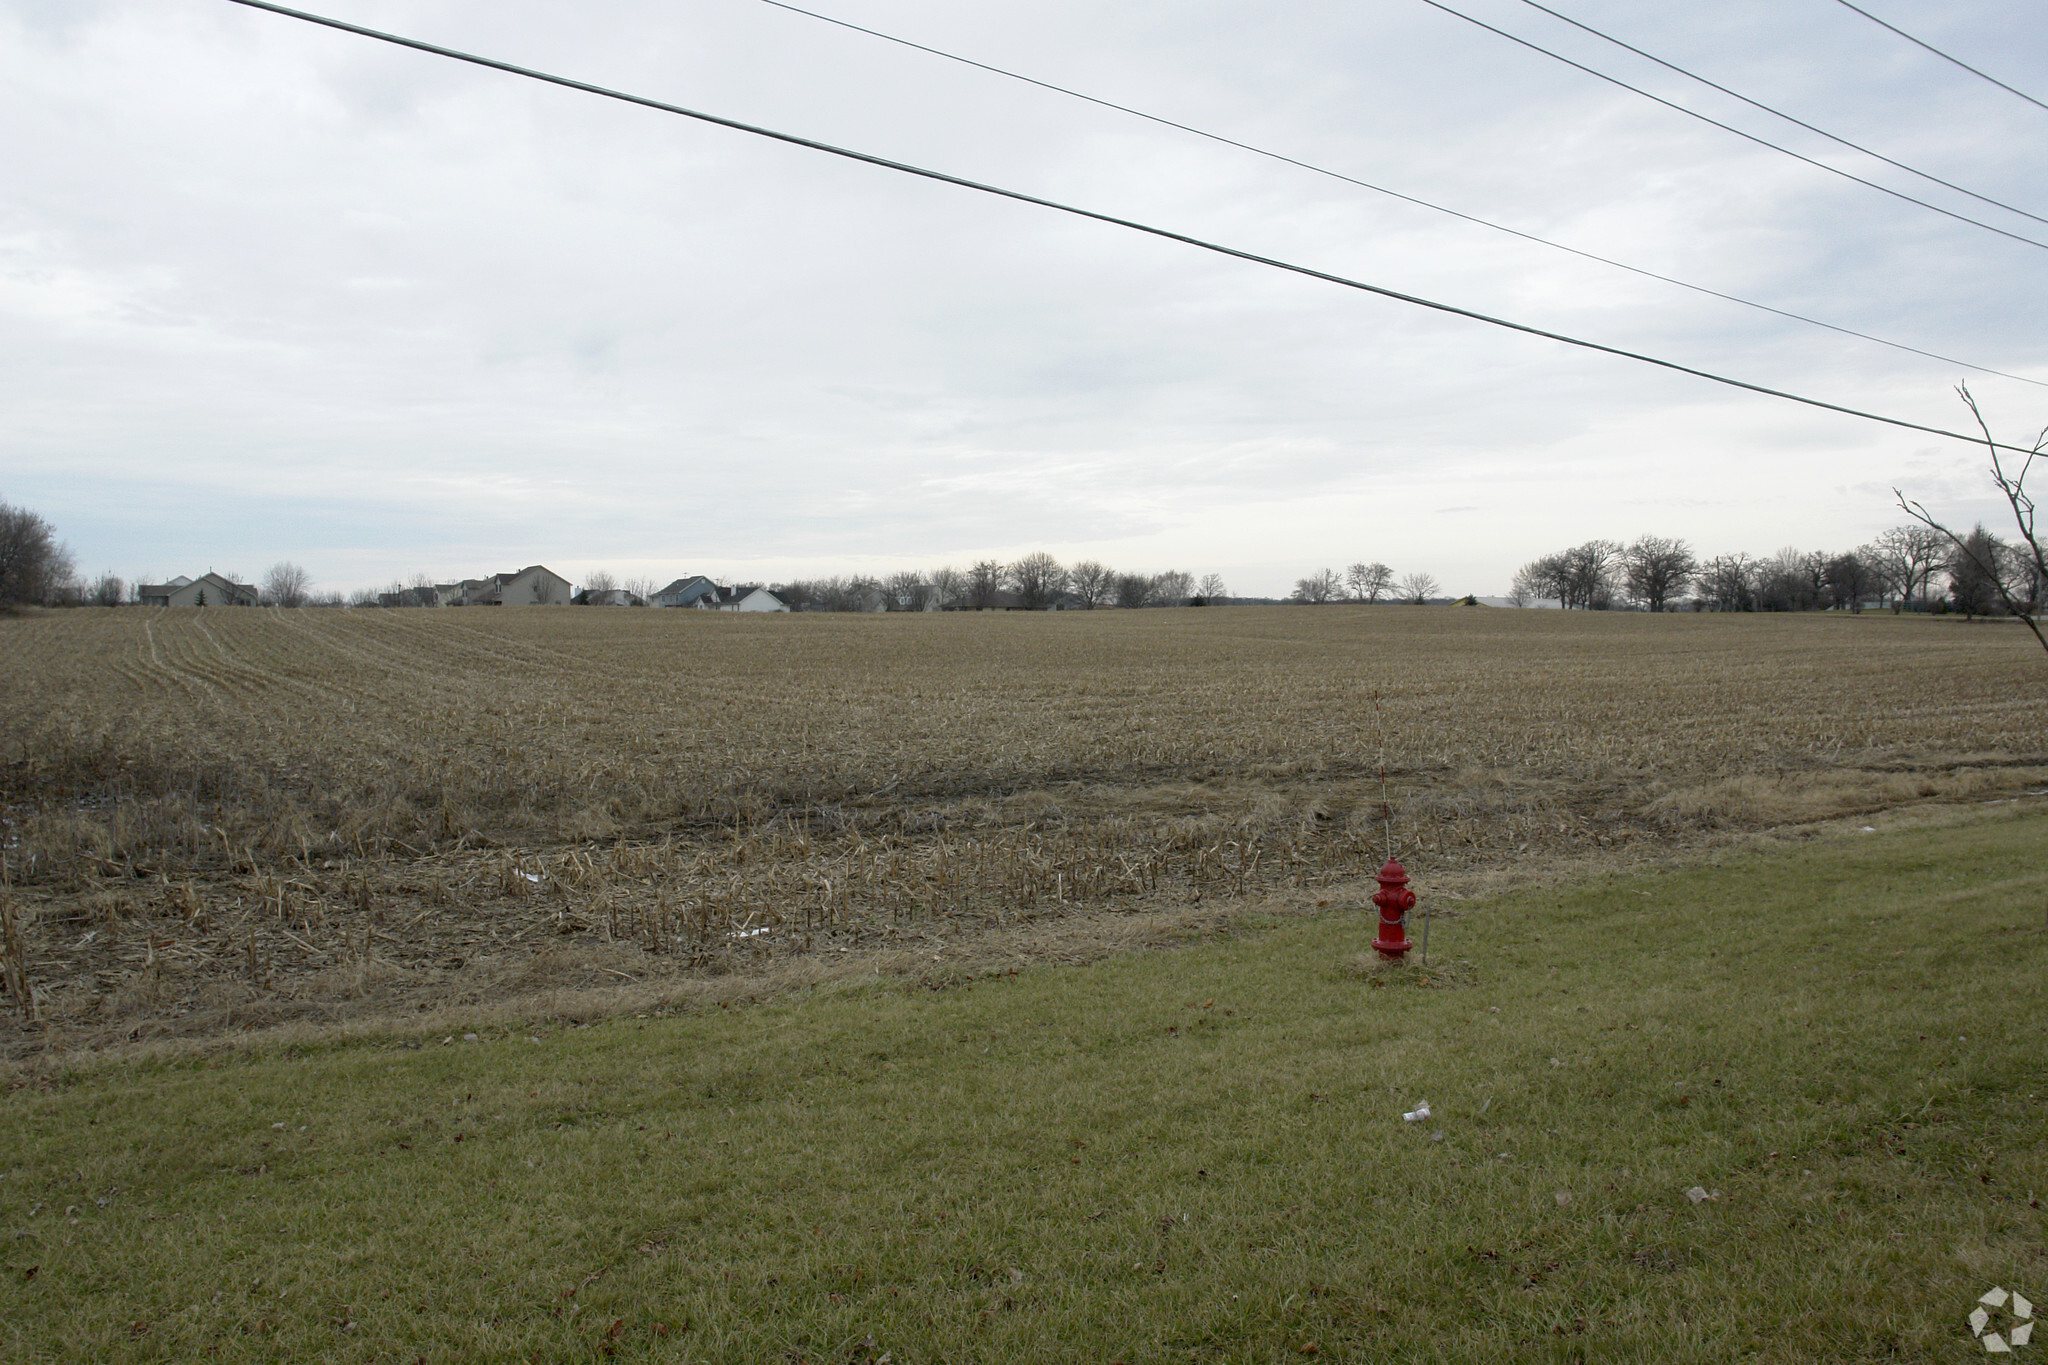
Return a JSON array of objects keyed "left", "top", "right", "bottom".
[{"left": 4, "top": 0, "right": 2045, "bottom": 597}]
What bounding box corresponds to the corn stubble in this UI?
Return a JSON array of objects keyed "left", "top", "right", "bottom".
[{"left": 0, "top": 604, "right": 2038, "bottom": 1048}]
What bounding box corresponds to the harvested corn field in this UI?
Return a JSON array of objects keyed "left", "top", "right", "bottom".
[{"left": 0, "top": 604, "right": 2041, "bottom": 1053}]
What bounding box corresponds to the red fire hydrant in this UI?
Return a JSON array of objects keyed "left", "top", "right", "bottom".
[{"left": 1372, "top": 858, "right": 1415, "bottom": 961}]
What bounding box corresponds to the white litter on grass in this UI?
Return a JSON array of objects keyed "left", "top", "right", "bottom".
[
  {"left": 1859, "top": 826, "right": 1877, "bottom": 833},
  {"left": 529, "top": 1036, "right": 543, "bottom": 1045},
  {"left": 728, "top": 927, "right": 771, "bottom": 939},
  {"left": 1401, "top": 1102, "right": 1430, "bottom": 1123},
  {"left": 2015, "top": 1323, "right": 2035, "bottom": 1347},
  {"left": 520, "top": 872, "right": 542, "bottom": 883},
  {"left": 2015, "top": 1293, "right": 2034, "bottom": 1320},
  {"left": 1684, "top": 1186, "right": 1720, "bottom": 1204},
  {"left": 1985, "top": 1289, "right": 2013, "bottom": 1310},
  {"left": 463, "top": 1032, "right": 479, "bottom": 1042}
]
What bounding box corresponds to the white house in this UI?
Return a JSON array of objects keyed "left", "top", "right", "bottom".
[
  {"left": 136, "top": 573, "right": 259, "bottom": 608},
  {"left": 719, "top": 586, "right": 789, "bottom": 613}
]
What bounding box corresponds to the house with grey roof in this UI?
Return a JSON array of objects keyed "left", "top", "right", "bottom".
[
  {"left": 136, "top": 573, "right": 259, "bottom": 608},
  {"left": 650, "top": 576, "right": 719, "bottom": 609},
  {"left": 454, "top": 566, "right": 574, "bottom": 606}
]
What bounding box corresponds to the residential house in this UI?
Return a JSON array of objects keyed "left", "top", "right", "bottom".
[
  {"left": 650, "top": 576, "right": 719, "bottom": 609},
  {"left": 714, "top": 586, "right": 789, "bottom": 613},
  {"left": 454, "top": 566, "right": 574, "bottom": 606},
  {"left": 574, "top": 588, "right": 642, "bottom": 607},
  {"left": 136, "top": 573, "right": 259, "bottom": 608}
]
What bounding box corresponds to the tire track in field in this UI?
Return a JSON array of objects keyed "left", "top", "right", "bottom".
[
  {"left": 183, "top": 614, "right": 273, "bottom": 707},
  {"left": 193, "top": 610, "right": 352, "bottom": 714},
  {"left": 393, "top": 612, "right": 601, "bottom": 676},
  {"left": 364, "top": 613, "right": 557, "bottom": 681},
  {"left": 138, "top": 612, "right": 215, "bottom": 712},
  {"left": 273, "top": 612, "right": 391, "bottom": 714},
  {"left": 161, "top": 615, "right": 268, "bottom": 709},
  {"left": 279, "top": 610, "right": 478, "bottom": 691}
]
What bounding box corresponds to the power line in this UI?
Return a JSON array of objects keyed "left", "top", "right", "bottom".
[
  {"left": 1831, "top": 0, "right": 2048, "bottom": 114},
  {"left": 1514, "top": 0, "right": 2048, "bottom": 227},
  {"left": 218, "top": 0, "right": 2039, "bottom": 455},
  {"left": 758, "top": 0, "right": 2046, "bottom": 388},
  {"left": 1416, "top": 0, "right": 2048, "bottom": 252}
]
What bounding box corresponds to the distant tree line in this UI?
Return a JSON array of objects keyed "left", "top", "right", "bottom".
[
  {"left": 1506, "top": 526, "right": 2038, "bottom": 615},
  {"left": 11, "top": 485, "right": 2032, "bottom": 628},
  {"left": 774, "top": 558, "right": 1227, "bottom": 612},
  {"left": 1289, "top": 562, "right": 1439, "bottom": 605}
]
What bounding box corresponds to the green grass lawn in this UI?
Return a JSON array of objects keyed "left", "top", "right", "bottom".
[{"left": 4, "top": 807, "right": 2045, "bottom": 1363}]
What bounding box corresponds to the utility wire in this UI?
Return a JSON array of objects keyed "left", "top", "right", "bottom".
[
  {"left": 219, "top": 0, "right": 2040, "bottom": 455},
  {"left": 759, "top": 0, "right": 2045, "bottom": 388},
  {"left": 1416, "top": 0, "right": 2048, "bottom": 252},
  {"left": 1514, "top": 0, "right": 2048, "bottom": 226},
  {"left": 1832, "top": 0, "right": 2048, "bottom": 115}
]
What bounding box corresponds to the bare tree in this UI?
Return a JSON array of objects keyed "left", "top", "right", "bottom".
[
  {"left": 1397, "top": 571, "right": 1440, "bottom": 604},
  {"left": 1510, "top": 557, "right": 1558, "bottom": 607},
  {"left": 1516, "top": 553, "right": 1565, "bottom": 606},
  {"left": 1562, "top": 541, "right": 1621, "bottom": 609},
  {"left": 1345, "top": 561, "right": 1394, "bottom": 603},
  {"left": 1292, "top": 568, "right": 1342, "bottom": 604},
  {"left": 1622, "top": 536, "right": 1697, "bottom": 612},
  {"left": 1150, "top": 570, "right": 1195, "bottom": 607},
  {"left": 1821, "top": 552, "right": 1875, "bottom": 612},
  {"left": 929, "top": 565, "right": 965, "bottom": 609},
  {"left": 1195, "top": 572, "right": 1227, "bottom": 603},
  {"left": 1695, "top": 553, "right": 1755, "bottom": 611},
  {"left": 1069, "top": 561, "right": 1114, "bottom": 609},
  {"left": 1007, "top": 552, "right": 1069, "bottom": 610},
  {"left": 89, "top": 572, "right": 124, "bottom": 608},
  {"left": 1516, "top": 543, "right": 1618, "bottom": 609},
  {"left": 1866, "top": 526, "right": 1945, "bottom": 610},
  {"left": 1112, "top": 572, "right": 1154, "bottom": 609},
  {"left": 583, "top": 569, "right": 618, "bottom": 596},
  {"left": 258, "top": 562, "right": 313, "bottom": 608},
  {"left": 1753, "top": 547, "right": 1825, "bottom": 612},
  {"left": 885, "top": 569, "right": 933, "bottom": 611},
  {"left": 622, "top": 575, "right": 657, "bottom": 605},
  {"left": 1897, "top": 384, "right": 2048, "bottom": 653},
  {"left": 0, "top": 501, "right": 72, "bottom": 606},
  {"left": 965, "top": 560, "right": 1006, "bottom": 610}
]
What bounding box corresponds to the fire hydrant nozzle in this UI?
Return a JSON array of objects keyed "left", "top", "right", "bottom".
[{"left": 1372, "top": 857, "right": 1415, "bottom": 961}]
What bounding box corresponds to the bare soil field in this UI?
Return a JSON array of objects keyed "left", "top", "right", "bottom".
[{"left": 1, "top": 604, "right": 2040, "bottom": 1057}]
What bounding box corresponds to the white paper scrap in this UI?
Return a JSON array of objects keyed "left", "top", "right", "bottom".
[
  {"left": 1684, "top": 1186, "right": 1716, "bottom": 1204},
  {"left": 1983, "top": 1288, "right": 2011, "bottom": 1309},
  {"left": 1401, "top": 1102, "right": 1430, "bottom": 1123},
  {"left": 1985, "top": 1331, "right": 2011, "bottom": 1353},
  {"left": 2011, "top": 1322, "right": 2033, "bottom": 1346},
  {"left": 1973, "top": 1307, "right": 1991, "bottom": 1336},
  {"left": 2013, "top": 1293, "right": 2033, "bottom": 1320}
]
